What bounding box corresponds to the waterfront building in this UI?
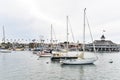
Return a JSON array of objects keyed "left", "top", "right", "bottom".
[{"left": 85, "top": 35, "right": 119, "bottom": 52}]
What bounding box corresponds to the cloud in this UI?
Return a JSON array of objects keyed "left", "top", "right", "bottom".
[{"left": 0, "top": 0, "right": 120, "bottom": 43}]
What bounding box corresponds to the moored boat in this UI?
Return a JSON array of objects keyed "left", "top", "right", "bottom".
[
  {"left": 37, "top": 50, "right": 52, "bottom": 57},
  {"left": 60, "top": 8, "right": 98, "bottom": 65},
  {"left": 0, "top": 49, "right": 12, "bottom": 53}
]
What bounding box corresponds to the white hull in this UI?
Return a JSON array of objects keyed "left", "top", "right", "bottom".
[
  {"left": 0, "top": 49, "right": 12, "bottom": 53},
  {"left": 39, "top": 54, "right": 51, "bottom": 57},
  {"left": 37, "top": 52, "right": 51, "bottom": 57},
  {"left": 61, "top": 57, "right": 97, "bottom": 65}
]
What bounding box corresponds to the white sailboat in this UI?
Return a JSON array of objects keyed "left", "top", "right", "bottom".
[
  {"left": 0, "top": 26, "right": 11, "bottom": 53},
  {"left": 60, "top": 8, "right": 98, "bottom": 65}
]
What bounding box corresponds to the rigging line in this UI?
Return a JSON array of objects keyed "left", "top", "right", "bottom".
[
  {"left": 85, "top": 13, "right": 96, "bottom": 54},
  {"left": 68, "top": 17, "right": 75, "bottom": 43}
]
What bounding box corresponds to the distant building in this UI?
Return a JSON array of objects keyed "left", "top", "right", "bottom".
[{"left": 85, "top": 35, "right": 120, "bottom": 52}]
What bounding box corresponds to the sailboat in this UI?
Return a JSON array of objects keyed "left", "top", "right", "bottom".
[
  {"left": 0, "top": 26, "right": 12, "bottom": 53},
  {"left": 60, "top": 8, "right": 98, "bottom": 65},
  {"left": 51, "top": 16, "right": 77, "bottom": 61},
  {"left": 37, "top": 24, "right": 54, "bottom": 57}
]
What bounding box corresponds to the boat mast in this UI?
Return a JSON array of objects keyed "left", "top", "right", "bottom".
[
  {"left": 66, "top": 16, "right": 69, "bottom": 51},
  {"left": 3, "top": 25, "right": 5, "bottom": 43},
  {"left": 83, "top": 8, "right": 86, "bottom": 52},
  {"left": 51, "top": 24, "right": 53, "bottom": 50}
]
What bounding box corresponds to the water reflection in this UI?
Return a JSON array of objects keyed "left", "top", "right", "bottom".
[
  {"left": 61, "top": 63, "right": 96, "bottom": 68},
  {"left": 60, "top": 64, "right": 96, "bottom": 80}
]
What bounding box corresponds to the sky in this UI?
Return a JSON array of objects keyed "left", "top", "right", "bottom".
[{"left": 0, "top": 0, "right": 120, "bottom": 43}]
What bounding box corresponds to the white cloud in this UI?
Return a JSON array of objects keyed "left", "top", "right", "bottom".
[{"left": 0, "top": 0, "right": 120, "bottom": 43}]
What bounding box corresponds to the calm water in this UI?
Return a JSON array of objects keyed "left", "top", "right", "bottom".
[{"left": 0, "top": 51, "right": 120, "bottom": 80}]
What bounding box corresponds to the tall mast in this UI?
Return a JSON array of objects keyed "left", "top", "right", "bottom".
[
  {"left": 66, "top": 16, "right": 69, "bottom": 51},
  {"left": 83, "top": 8, "right": 86, "bottom": 52},
  {"left": 51, "top": 24, "right": 53, "bottom": 49},
  {"left": 3, "top": 25, "right": 5, "bottom": 43}
]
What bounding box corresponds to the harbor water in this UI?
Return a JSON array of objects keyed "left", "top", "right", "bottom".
[{"left": 0, "top": 51, "right": 120, "bottom": 80}]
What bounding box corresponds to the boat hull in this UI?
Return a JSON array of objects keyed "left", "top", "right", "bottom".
[
  {"left": 51, "top": 56, "right": 77, "bottom": 61},
  {"left": 39, "top": 54, "right": 51, "bottom": 57},
  {"left": 37, "top": 52, "right": 51, "bottom": 57},
  {"left": 61, "top": 58, "right": 97, "bottom": 65},
  {"left": 0, "top": 49, "right": 11, "bottom": 53}
]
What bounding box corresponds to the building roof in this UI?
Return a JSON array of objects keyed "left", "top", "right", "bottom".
[
  {"left": 92, "top": 40, "right": 117, "bottom": 45},
  {"left": 87, "top": 34, "right": 117, "bottom": 45}
]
